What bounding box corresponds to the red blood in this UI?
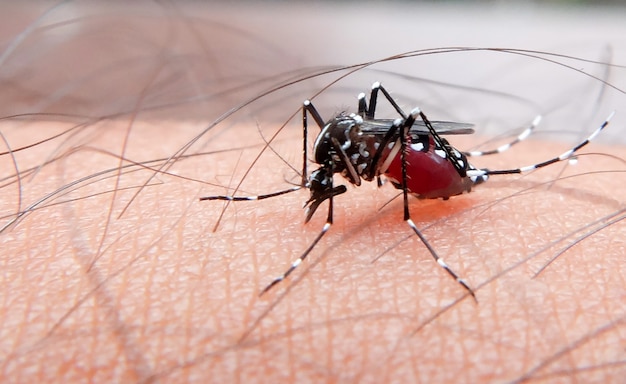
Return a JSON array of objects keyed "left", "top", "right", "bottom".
[{"left": 384, "top": 137, "right": 473, "bottom": 199}]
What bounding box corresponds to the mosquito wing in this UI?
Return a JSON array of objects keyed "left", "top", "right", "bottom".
[{"left": 362, "top": 118, "right": 475, "bottom": 135}]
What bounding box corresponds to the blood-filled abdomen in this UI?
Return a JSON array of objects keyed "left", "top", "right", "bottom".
[{"left": 384, "top": 138, "right": 473, "bottom": 199}]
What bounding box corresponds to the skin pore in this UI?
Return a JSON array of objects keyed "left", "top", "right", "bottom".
[{"left": 1, "top": 2, "right": 626, "bottom": 383}]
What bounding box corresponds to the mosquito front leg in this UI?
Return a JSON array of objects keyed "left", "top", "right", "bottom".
[
  {"left": 197, "top": 103, "right": 325, "bottom": 203},
  {"left": 302, "top": 100, "right": 327, "bottom": 186},
  {"left": 260, "top": 161, "right": 338, "bottom": 296}
]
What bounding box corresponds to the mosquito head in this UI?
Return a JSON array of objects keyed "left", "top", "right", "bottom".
[
  {"left": 308, "top": 167, "right": 332, "bottom": 195},
  {"left": 304, "top": 167, "right": 346, "bottom": 222}
]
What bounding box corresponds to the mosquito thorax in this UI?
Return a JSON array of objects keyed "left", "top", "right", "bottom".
[
  {"left": 313, "top": 112, "right": 361, "bottom": 165},
  {"left": 313, "top": 112, "right": 388, "bottom": 185}
]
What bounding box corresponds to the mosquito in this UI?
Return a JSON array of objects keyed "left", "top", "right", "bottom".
[{"left": 201, "top": 82, "right": 612, "bottom": 301}]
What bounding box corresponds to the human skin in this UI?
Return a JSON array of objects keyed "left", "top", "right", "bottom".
[
  {"left": 1, "top": 117, "right": 625, "bottom": 383},
  {"left": 1, "top": 2, "right": 626, "bottom": 383}
]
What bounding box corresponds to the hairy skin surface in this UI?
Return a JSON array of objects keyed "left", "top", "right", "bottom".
[
  {"left": 1, "top": 2, "right": 626, "bottom": 383},
  {"left": 1, "top": 119, "right": 625, "bottom": 382}
]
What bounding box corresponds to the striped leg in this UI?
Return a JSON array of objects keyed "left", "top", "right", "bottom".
[
  {"left": 467, "top": 112, "right": 613, "bottom": 178},
  {"left": 259, "top": 162, "right": 339, "bottom": 296},
  {"left": 259, "top": 221, "right": 332, "bottom": 296},
  {"left": 199, "top": 100, "right": 328, "bottom": 203},
  {"left": 464, "top": 115, "right": 542, "bottom": 157},
  {"left": 199, "top": 186, "right": 302, "bottom": 202},
  {"left": 401, "top": 109, "right": 477, "bottom": 301},
  {"left": 358, "top": 81, "right": 408, "bottom": 120}
]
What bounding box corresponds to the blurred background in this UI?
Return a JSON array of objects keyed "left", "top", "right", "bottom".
[{"left": 1, "top": 1, "right": 625, "bottom": 142}]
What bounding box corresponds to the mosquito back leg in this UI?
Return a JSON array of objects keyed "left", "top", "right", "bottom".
[
  {"left": 467, "top": 112, "right": 614, "bottom": 178},
  {"left": 464, "top": 116, "right": 542, "bottom": 157}
]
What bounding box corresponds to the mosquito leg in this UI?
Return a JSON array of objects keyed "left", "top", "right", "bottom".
[
  {"left": 200, "top": 102, "right": 329, "bottom": 201},
  {"left": 358, "top": 92, "right": 368, "bottom": 117},
  {"left": 260, "top": 162, "right": 337, "bottom": 296},
  {"left": 303, "top": 99, "right": 326, "bottom": 128},
  {"left": 199, "top": 187, "right": 302, "bottom": 201},
  {"left": 199, "top": 101, "right": 326, "bottom": 202},
  {"left": 370, "top": 82, "right": 467, "bottom": 177},
  {"left": 416, "top": 109, "right": 469, "bottom": 177},
  {"left": 366, "top": 82, "right": 408, "bottom": 120},
  {"left": 259, "top": 219, "right": 332, "bottom": 296},
  {"left": 330, "top": 137, "right": 361, "bottom": 185},
  {"left": 401, "top": 108, "right": 477, "bottom": 302},
  {"left": 302, "top": 100, "right": 327, "bottom": 186},
  {"left": 468, "top": 112, "right": 614, "bottom": 178},
  {"left": 464, "top": 116, "right": 542, "bottom": 157}
]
